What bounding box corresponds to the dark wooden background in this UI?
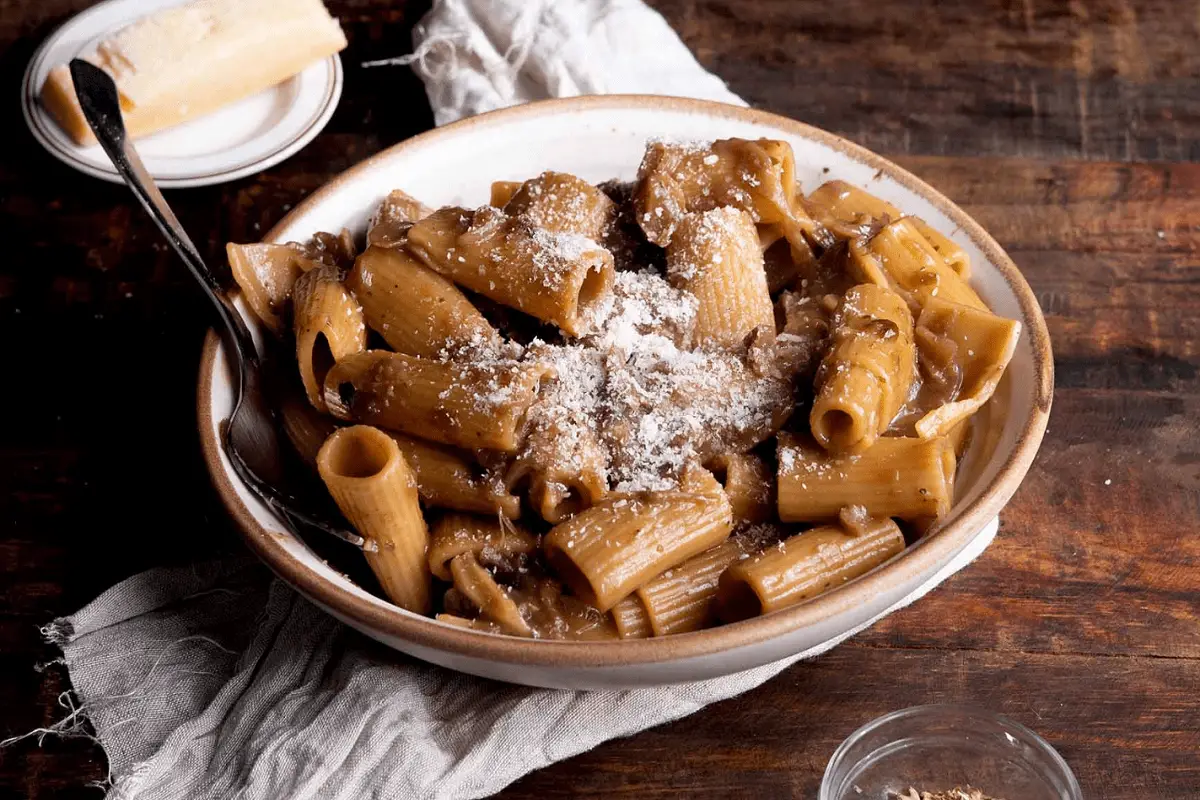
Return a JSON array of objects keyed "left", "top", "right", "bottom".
[{"left": 2, "top": 1, "right": 1198, "bottom": 797}]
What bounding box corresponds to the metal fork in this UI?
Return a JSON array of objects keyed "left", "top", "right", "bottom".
[{"left": 70, "top": 58, "right": 367, "bottom": 549}]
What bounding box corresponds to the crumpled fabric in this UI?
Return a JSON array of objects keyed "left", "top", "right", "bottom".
[
  {"left": 368, "top": 0, "right": 745, "bottom": 126},
  {"left": 44, "top": 523, "right": 995, "bottom": 799}
]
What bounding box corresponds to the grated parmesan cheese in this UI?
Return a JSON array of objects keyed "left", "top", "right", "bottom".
[{"left": 493, "top": 264, "right": 791, "bottom": 494}]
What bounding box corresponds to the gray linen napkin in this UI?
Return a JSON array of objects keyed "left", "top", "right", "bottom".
[
  {"left": 42, "top": 523, "right": 993, "bottom": 800},
  {"left": 22, "top": 2, "right": 999, "bottom": 797}
]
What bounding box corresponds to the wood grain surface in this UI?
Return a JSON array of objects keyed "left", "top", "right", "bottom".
[{"left": 2, "top": 1, "right": 1198, "bottom": 798}]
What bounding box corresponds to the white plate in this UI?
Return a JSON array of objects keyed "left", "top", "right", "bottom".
[
  {"left": 21, "top": 0, "right": 342, "bottom": 188},
  {"left": 198, "top": 97, "right": 1053, "bottom": 689}
]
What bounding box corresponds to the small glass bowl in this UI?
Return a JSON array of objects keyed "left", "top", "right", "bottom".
[{"left": 820, "top": 704, "right": 1082, "bottom": 800}]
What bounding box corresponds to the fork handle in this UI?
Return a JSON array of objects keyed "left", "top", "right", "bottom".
[{"left": 69, "top": 59, "right": 260, "bottom": 370}]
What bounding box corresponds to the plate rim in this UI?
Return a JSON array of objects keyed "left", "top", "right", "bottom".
[
  {"left": 197, "top": 95, "right": 1054, "bottom": 669},
  {"left": 20, "top": 0, "right": 343, "bottom": 188}
]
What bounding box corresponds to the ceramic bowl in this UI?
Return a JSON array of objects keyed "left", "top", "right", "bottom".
[{"left": 197, "top": 96, "right": 1052, "bottom": 689}]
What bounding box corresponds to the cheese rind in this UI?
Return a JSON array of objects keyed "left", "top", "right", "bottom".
[{"left": 40, "top": 0, "right": 347, "bottom": 145}]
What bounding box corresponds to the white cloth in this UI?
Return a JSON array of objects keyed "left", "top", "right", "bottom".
[
  {"left": 28, "top": 2, "right": 999, "bottom": 798},
  {"left": 45, "top": 523, "right": 993, "bottom": 800},
  {"left": 367, "top": 0, "right": 745, "bottom": 126}
]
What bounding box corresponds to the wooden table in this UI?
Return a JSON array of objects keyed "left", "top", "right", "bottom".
[{"left": 2, "top": 1, "right": 1197, "bottom": 797}]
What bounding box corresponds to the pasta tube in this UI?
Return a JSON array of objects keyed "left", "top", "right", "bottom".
[
  {"left": 316, "top": 426, "right": 431, "bottom": 614},
  {"left": 292, "top": 265, "right": 367, "bottom": 412},
  {"left": 807, "top": 181, "right": 969, "bottom": 277},
  {"left": 489, "top": 180, "right": 523, "bottom": 209},
  {"left": 634, "top": 539, "right": 745, "bottom": 636},
  {"left": 506, "top": 412, "right": 609, "bottom": 523},
  {"left": 367, "top": 188, "right": 432, "bottom": 248},
  {"left": 806, "top": 180, "right": 901, "bottom": 229},
  {"left": 611, "top": 596, "right": 652, "bottom": 639},
  {"left": 543, "top": 469, "right": 733, "bottom": 612},
  {"left": 910, "top": 217, "right": 970, "bottom": 278},
  {"left": 667, "top": 207, "right": 775, "bottom": 350},
  {"left": 504, "top": 342, "right": 609, "bottom": 521},
  {"left": 913, "top": 298, "right": 1021, "bottom": 439},
  {"left": 506, "top": 462, "right": 608, "bottom": 524},
  {"left": 810, "top": 284, "right": 916, "bottom": 454},
  {"left": 635, "top": 138, "right": 823, "bottom": 252},
  {"left": 445, "top": 572, "right": 619, "bottom": 641},
  {"left": 323, "top": 350, "right": 548, "bottom": 452},
  {"left": 389, "top": 434, "right": 520, "bottom": 518},
  {"left": 448, "top": 553, "right": 533, "bottom": 637},
  {"left": 278, "top": 395, "right": 516, "bottom": 515},
  {"left": 226, "top": 242, "right": 320, "bottom": 335},
  {"left": 532, "top": 475, "right": 602, "bottom": 525},
  {"left": 777, "top": 433, "right": 956, "bottom": 522},
  {"left": 406, "top": 206, "right": 615, "bottom": 336},
  {"left": 504, "top": 171, "right": 616, "bottom": 241},
  {"left": 517, "top": 577, "right": 620, "bottom": 640},
  {"left": 427, "top": 513, "right": 538, "bottom": 581},
  {"left": 717, "top": 516, "right": 904, "bottom": 621},
  {"left": 850, "top": 219, "right": 986, "bottom": 314},
  {"left": 346, "top": 246, "right": 500, "bottom": 358},
  {"left": 294, "top": 229, "right": 357, "bottom": 270},
  {"left": 707, "top": 453, "right": 774, "bottom": 523},
  {"left": 446, "top": 556, "right": 530, "bottom": 638}
]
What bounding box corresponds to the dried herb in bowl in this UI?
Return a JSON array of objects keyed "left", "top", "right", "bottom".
[{"left": 893, "top": 788, "right": 1005, "bottom": 800}]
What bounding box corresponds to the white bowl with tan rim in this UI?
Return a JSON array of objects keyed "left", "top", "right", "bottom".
[{"left": 197, "top": 96, "right": 1053, "bottom": 689}]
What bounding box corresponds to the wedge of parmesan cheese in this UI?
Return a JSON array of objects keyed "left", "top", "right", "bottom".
[{"left": 41, "top": 0, "right": 347, "bottom": 145}]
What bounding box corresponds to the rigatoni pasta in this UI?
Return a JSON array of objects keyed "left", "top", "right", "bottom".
[
  {"left": 630, "top": 539, "right": 745, "bottom": 636},
  {"left": 807, "top": 179, "right": 901, "bottom": 227},
  {"left": 667, "top": 207, "right": 775, "bottom": 350},
  {"left": 807, "top": 180, "right": 970, "bottom": 278},
  {"left": 912, "top": 298, "right": 1021, "bottom": 439},
  {"left": 503, "top": 171, "right": 616, "bottom": 241},
  {"left": 317, "top": 425, "right": 431, "bottom": 614},
  {"left": 707, "top": 452, "right": 774, "bottom": 524},
  {"left": 282, "top": 405, "right": 518, "bottom": 517},
  {"left": 427, "top": 513, "right": 537, "bottom": 580},
  {"left": 611, "top": 596, "right": 653, "bottom": 639},
  {"left": 389, "top": 435, "right": 520, "bottom": 519},
  {"left": 367, "top": 189, "right": 432, "bottom": 248},
  {"left": 489, "top": 180, "right": 523, "bottom": 209},
  {"left": 635, "top": 138, "right": 824, "bottom": 254},
  {"left": 406, "top": 206, "right": 615, "bottom": 336},
  {"left": 809, "top": 284, "right": 916, "bottom": 455},
  {"left": 505, "top": 418, "right": 609, "bottom": 524},
  {"left": 910, "top": 217, "right": 970, "bottom": 278},
  {"left": 229, "top": 138, "right": 1019, "bottom": 638},
  {"left": 226, "top": 242, "right": 320, "bottom": 335},
  {"left": 850, "top": 218, "right": 987, "bottom": 314},
  {"left": 346, "top": 245, "right": 499, "bottom": 358},
  {"left": 323, "top": 350, "right": 548, "bottom": 452},
  {"left": 280, "top": 392, "right": 338, "bottom": 468},
  {"left": 777, "top": 432, "right": 956, "bottom": 522},
  {"left": 448, "top": 553, "right": 534, "bottom": 636},
  {"left": 717, "top": 515, "right": 904, "bottom": 621},
  {"left": 543, "top": 469, "right": 733, "bottom": 612},
  {"left": 292, "top": 264, "right": 367, "bottom": 412}
]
